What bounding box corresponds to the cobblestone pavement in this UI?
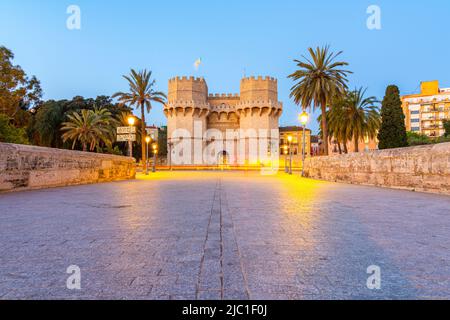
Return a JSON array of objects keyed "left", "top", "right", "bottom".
[{"left": 1, "top": 172, "right": 450, "bottom": 300}]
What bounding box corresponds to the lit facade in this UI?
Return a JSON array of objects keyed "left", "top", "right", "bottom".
[
  {"left": 279, "top": 126, "right": 311, "bottom": 167},
  {"left": 402, "top": 81, "right": 450, "bottom": 137}
]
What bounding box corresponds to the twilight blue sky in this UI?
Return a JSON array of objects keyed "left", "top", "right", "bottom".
[{"left": 1, "top": 0, "right": 449, "bottom": 133}]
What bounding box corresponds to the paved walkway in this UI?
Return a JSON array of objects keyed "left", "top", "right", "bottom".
[{"left": 1, "top": 172, "right": 449, "bottom": 300}]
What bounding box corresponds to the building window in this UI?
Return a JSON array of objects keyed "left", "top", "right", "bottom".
[
  {"left": 411, "top": 110, "right": 420, "bottom": 115},
  {"left": 411, "top": 119, "right": 420, "bottom": 123},
  {"left": 411, "top": 127, "right": 420, "bottom": 132}
]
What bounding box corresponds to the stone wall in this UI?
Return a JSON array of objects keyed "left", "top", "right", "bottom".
[
  {"left": 0, "top": 143, "right": 136, "bottom": 192},
  {"left": 303, "top": 142, "right": 450, "bottom": 195}
]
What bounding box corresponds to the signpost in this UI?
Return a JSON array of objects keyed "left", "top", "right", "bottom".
[
  {"left": 117, "top": 126, "right": 137, "bottom": 157},
  {"left": 117, "top": 126, "right": 136, "bottom": 134},
  {"left": 116, "top": 134, "right": 137, "bottom": 142}
]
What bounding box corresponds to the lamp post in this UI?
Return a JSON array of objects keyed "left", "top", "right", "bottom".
[
  {"left": 127, "top": 116, "right": 135, "bottom": 158},
  {"left": 299, "top": 111, "right": 309, "bottom": 177},
  {"left": 287, "top": 135, "right": 293, "bottom": 175},
  {"left": 145, "top": 136, "right": 151, "bottom": 175},
  {"left": 152, "top": 143, "right": 158, "bottom": 173},
  {"left": 283, "top": 145, "right": 289, "bottom": 173}
]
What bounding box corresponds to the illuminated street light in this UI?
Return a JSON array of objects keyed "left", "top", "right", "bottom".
[
  {"left": 287, "top": 135, "right": 293, "bottom": 175},
  {"left": 127, "top": 116, "right": 136, "bottom": 126},
  {"left": 299, "top": 111, "right": 309, "bottom": 126},
  {"left": 152, "top": 143, "right": 158, "bottom": 173},
  {"left": 127, "top": 116, "right": 136, "bottom": 158},
  {"left": 145, "top": 136, "right": 151, "bottom": 175},
  {"left": 299, "top": 111, "right": 309, "bottom": 177},
  {"left": 283, "top": 145, "right": 289, "bottom": 173}
]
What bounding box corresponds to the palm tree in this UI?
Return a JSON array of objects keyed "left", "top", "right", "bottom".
[
  {"left": 113, "top": 69, "right": 166, "bottom": 170},
  {"left": 319, "top": 102, "right": 348, "bottom": 154},
  {"left": 288, "top": 46, "right": 351, "bottom": 155},
  {"left": 61, "top": 108, "right": 114, "bottom": 152},
  {"left": 325, "top": 88, "right": 380, "bottom": 153},
  {"left": 346, "top": 88, "right": 380, "bottom": 152}
]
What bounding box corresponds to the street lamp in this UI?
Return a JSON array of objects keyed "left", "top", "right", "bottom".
[
  {"left": 152, "top": 143, "right": 158, "bottom": 173},
  {"left": 283, "top": 145, "right": 289, "bottom": 173},
  {"left": 145, "top": 136, "right": 151, "bottom": 175},
  {"left": 287, "top": 135, "right": 293, "bottom": 175},
  {"left": 299, "top": 111, "right": 309, "bottom": 177},
  {"left": 127, "top": 116, "right": 136, "bottom": 158}
]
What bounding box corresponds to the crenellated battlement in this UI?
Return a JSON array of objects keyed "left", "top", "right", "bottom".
[
  {"left": 241, "top": 76, "right": 277, "bottom": 83},
  {"left": 168, "top": 75, "right": 208, "bottom": 103},
  {"left": 168, "top": 76, "right": 206, "bottom": 84},
  {"left": 240, "top": 76, "right": 278, "bottom": 102}
]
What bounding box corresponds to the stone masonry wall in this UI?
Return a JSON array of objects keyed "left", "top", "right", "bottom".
[
  {"left": 0, "top": 143, "right": 136, "bottom": 192},
  {"left": 303, "top": 142, "right": 450, "bottom": 195}
]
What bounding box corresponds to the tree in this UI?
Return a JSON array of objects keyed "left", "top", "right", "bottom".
[
  {"left": 377, "top": 85, "right": 408, "bottom": 149},
  {"left": 29, "top": 96, "right": 131, "bottom": 150},
  {"left": 321, "top": 88, "right": 380, "bottom": 153},
  {"left": 407, "top": 131, "right": 430, "bottom": 146},
  {"left": 113, "top": 69, "right": 167, "bottom": 170},
  {"left": 158, "top": 126, "right": 168, "bottom": 158},
  {"left": 0, "top": 46, "right": 42, "bottom": 116},
  {"left": 0, "top": 114, "right": 29, "bottom": 144},
  {"left": 443, "top": 120, "right": 450, "bottom": 137},
  {"left": 288, "top": 46, "right": 351, "bottom": 155},
  {"left": 61, "top": 108, "right": 115, "bottom": 152},
  {"left": 343, "top": 88, "right": 380, "bottom": 152},
  {"left": 30, "top": 100, "right": 66, "bottom": 148}
]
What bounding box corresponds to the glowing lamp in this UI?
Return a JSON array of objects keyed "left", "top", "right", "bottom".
[
  {"left": 127, "top": 116, "right": 136, "bottom": 126},
  {"left": 299, "top": 111, "right": 309, "bottom": 126}
]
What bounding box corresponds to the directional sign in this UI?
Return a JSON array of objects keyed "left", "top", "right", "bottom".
[
  {"left": 117, "top": 126, "right": 137, "bottom": 134},
  {"left": 117, "top": 134, "right": 137, "bottom": 142}
]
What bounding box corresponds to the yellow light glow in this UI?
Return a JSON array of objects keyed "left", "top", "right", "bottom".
[
  {"left": 287, "top": 135, "right": 293, "bottom": 143},
  {"left": 145, "top": 136, "right": 151, "bottom": 144},
  {"left": 127, "top": 116, "right": 136, "bottom": 126},
  {"left": 299, "top": 111, "right": 309, "bottom": 125}
]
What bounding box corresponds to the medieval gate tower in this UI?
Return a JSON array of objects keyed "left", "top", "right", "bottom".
[{"left": 164, "top": 76, "right": 283, "bottom": 165}]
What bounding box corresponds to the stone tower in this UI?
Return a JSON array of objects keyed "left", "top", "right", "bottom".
[
  {"left": 164, "top": 77, "right": 209, "bottom": 165},
  {"left": 164, "top": 76, "right": 283, "bottom": 166},
  {"left": 237, "top": 76, "right": 282, "bottom": 164}
]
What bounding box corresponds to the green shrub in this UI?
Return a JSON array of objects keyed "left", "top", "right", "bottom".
[
  {"left": 444, "top": 120, "right": 450, "bottom": 137},
  {"left": 0, "top": 114, "right": 30, "bottom": 145},
  {"left": 407, "top": 131, "right": 430, "bottom": 146},
  {"left": 407, "top": 131, "right": 450, "bottom": 146}
]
